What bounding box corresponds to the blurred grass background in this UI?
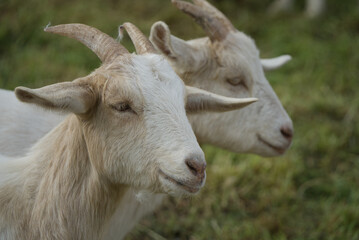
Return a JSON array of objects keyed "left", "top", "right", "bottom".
[{"left": 1, "top": 0, "right": 359, "bottom": 239}]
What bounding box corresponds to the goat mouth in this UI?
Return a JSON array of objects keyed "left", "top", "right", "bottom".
[
  {"left": 257, "top": 134, "right": 287, "bottom": 155},
  {"left": 159, "top": 169, "right": 201, "bottom": 194}
]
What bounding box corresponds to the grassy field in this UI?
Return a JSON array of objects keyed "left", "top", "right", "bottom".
[{"left": 1, "top": 0, "right": 359, "bottom": 239}]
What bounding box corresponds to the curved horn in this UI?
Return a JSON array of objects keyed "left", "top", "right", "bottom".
[
  {"left": 121, "top": 22, "right": 156, "bottom": 54},
  {"left": 172, "top": 0, "right": 235, "bottom": 42},
  {"left": 185, "top": 86, "right": 257, "bottom": 113},
  {"left": 261, "top": 55, "right": 292, "bottom": 71},
  {"left": 44, "top": 23, "right": 129, "bottom": 63}
]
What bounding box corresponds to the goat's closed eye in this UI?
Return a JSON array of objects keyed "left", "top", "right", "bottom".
[
  {"left": 111, "top": 103, "right": 133, "bottom": 113},
  {"left": 226, "top": 77, "right": 248, "bottom": 90}
]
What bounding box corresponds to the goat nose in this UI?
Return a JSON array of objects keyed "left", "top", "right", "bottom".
[
  {"left": 185, "top": 157, "right": 206, "bottom": 178},
  {"left": 280, "top": 124, "right": 294, "bottom": 140}
]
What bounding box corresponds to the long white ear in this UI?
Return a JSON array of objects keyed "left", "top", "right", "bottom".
[
  {"left": 15, "top": 82, "right": 95, "bottom": 114},
  {"left": 150, "top": 21, "right": 198, "bottom": 68},
  {"left": 261, "top": 55, "right": 292, "bottom": 71},
  {"left": 186, "top": 86, "right": 257, "bottom": 113}
]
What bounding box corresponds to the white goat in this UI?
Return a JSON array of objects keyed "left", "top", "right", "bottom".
[
  {"left": 0, "top": 0, "right": 293, "bottom": 158},
  {"left": 108, "top": 0, "right": 296, "bottom": 238},
  {"left": 150, "top": 0, "right": 293, "bottom": 157},
  {"left": 0, "top": 0, "right": 294, "bottom": 238},
  {"left": 0, "top": 23, "right": 256, "bottom": 240}
]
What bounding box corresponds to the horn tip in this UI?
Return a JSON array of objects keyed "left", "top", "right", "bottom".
[
  {"left": 122, "top": 22, "right": 132, "bottom": 27},
  {"left": 153, "top": 21, "right": 168, "bottom": 29},
  {"left": 121, "top": 22, "right": 134, "bottom": 31},
  {"left": 44, "top": 22, "right": 52, "bottom": 32},
  {"left": 118, "top": 25, "right": 125, "bottom": 41},
  {"left": 284, "top": 55, "right": 292, "bottom": 61}
]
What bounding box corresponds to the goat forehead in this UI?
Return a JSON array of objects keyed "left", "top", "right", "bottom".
[
  {"left": 132, "top": 54, "right": 180, "bottom": 81},
  {"left": 185, "top": 33, "right": 261, "bottom": 81},
  {"left": 212, "top": 32, "right": 266, "bottom": 81},
  {"left": 131, "top": 54, "right": 186, "bottom": 99},
  {"left": 221, "top": 33, "right": 259, "bottom": 62},
  {"left": 229, "top": 31, "right": 259, "bottom": 54},
  {"left": 104, "top": 75, "right": 140, "bottom": 100},
  {"left": 102, "top": 54, "right": 185, "bottom": 103}
]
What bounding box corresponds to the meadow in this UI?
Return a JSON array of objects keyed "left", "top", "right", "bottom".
[{"left": 0, "top": 0, "right": 358, "bottom": 239}]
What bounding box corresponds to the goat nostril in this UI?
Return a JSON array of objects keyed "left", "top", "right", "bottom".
[
  {"left": 185, "top": 158, "right": 206, "bottom": 177},
  {"left": 280, "top": 125, "right": 293, "bottom": 139}
]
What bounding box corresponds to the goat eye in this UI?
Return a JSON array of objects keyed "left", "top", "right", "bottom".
[
  {"left": 111, "top": 103, "right": 132, "bottom": 112},
  {"left": 226, "top": 77, "right": 247, "bottom": 89}
]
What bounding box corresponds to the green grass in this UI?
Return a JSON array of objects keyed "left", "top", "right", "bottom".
[{"left": 1, "top": 0, "right": 359, "bottom": 239}]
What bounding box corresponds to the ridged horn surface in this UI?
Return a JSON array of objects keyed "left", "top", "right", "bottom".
[
  {"left": 122, "top": 22, "right": 156, "bottom": 54},
  {"left": 44, "top": 23, "right": 129, "bottom": 63},
  {"left": 172, "top": 0, "right": 235, "bottom": 42}
]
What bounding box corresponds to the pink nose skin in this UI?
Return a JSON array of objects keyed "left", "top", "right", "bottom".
[
  {"left": 185, "top": 157, "right": 206, "bottom": 179},
  {"left": 280, "top": 125, "right": 294, "bottom": 140}
]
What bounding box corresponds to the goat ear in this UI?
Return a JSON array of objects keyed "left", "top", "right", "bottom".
[
  {"left": 185, "top": 86, "right": 257, "bottom": 113},
  {"left": 15, "top": 82, "right": 96, "bottom": 114},
  {"left": 150, "top": 21, "right": 198, "bottom": 68},
  {"left": 261, "top": 55, "right": 292, "bottom": 71}
]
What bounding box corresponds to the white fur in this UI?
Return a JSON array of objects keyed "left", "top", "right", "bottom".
[
  {"left": 0, "top": 53, "right": 210, "bottom": 239},
  {"left": 0, "top": 88, "right": 65, "bottom": 157},
  {"left": 106, "top": 13, "right": 296, "bottom": 239},
  {"left": 0, "top": 2, "right": 295, "bottom": 238},
  {"left": 150, "top": 22, "right": 293, "bottom": 157},
  {"left": 0, "top": 52, "right": 255, "bottom": 239},
  {"left": 0, "top": 24, "right": 293, "bottom": 240},
  {"left": 0, "top": 29, "right": 293, "bottom": 159},
  {"left": 102, "top": 25, "right": 297, "bottom": 240}
]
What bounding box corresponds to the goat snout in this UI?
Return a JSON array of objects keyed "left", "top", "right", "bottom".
[
  {"left": 185, "top": 156, "right": 206, "bottom": 180},
  {"left": 280, "top": 124, "right": 293, "bottom": 140}
]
